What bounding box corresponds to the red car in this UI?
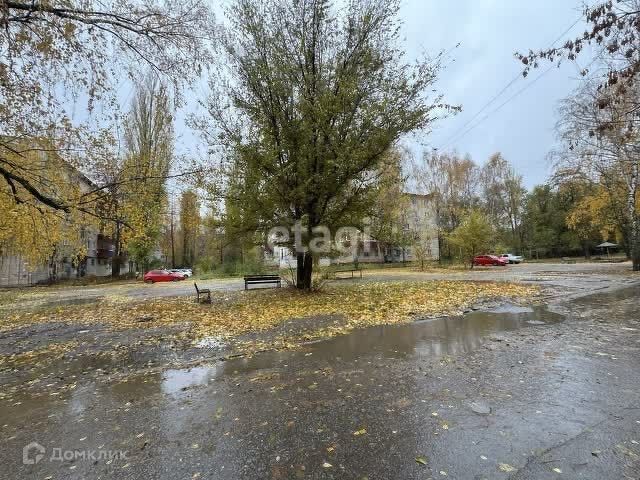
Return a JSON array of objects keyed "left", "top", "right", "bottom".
[
  {"left": 473, "top": 255, "right": 508, "bottom": 267},
  {"left": 143, "top": 269, "right": 185, "bottom": 283}
]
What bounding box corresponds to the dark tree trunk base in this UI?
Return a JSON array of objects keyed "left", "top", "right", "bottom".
[
  {"left": 296, "top": 252, "right": 313, "bottom": 290},
  {"left": 112, "top": 257, "right": 121, "bottom": 278}
]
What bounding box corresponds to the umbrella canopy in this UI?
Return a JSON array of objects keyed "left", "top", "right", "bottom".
[{"left": 596, "top": 242, "right": 618, "bottom": 248}]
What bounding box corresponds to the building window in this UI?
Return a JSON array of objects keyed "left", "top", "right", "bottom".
[{"left": 90, "top": 258, "right": 95, "bottom": 266}]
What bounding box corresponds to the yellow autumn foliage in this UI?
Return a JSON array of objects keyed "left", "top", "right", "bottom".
[
  {"left": 566, "top": 184, "right": 637, "bottom": 242},
  {"left": 2, "top": 281, "right": 539, "bottom": 345},
  {"left": 0, "top": 143, "right": 94, "bottom": 266},
  {"left": 0, "top": 340, "right": 79, "bottom": 369}
]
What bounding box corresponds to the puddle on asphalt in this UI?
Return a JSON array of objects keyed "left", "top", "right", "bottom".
[
  {"left": 0, "top": 303, "right": 567, "bottom": 426},
  {"left": 572, "top": 284, "right": 639, "bottom": 308},
  {"left": 485, "top": 304, "right": 534, "bottom": 314},
  {"left": 158, "top": 304, "right": 564, "bottom": 393}
]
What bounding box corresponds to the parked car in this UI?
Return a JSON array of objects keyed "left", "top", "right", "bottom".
[
  {"left": 169, "top": 268, "right": 192, "bottom": 278},
  {"left": 499, "top": 253, "right": 524, "bottom": 264},
  {"left": 473, "top": 255, "right": 508, "bottom": 267},
  {"left": 143, "top": 269, "right": 185, "bottom": 283}
]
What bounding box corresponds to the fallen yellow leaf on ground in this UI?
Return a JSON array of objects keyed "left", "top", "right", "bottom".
[
  {"left": 499, "top": 463, "right": 517, "bottom": 472},
  {"left": 0, "top": 281, "right": 539, "bottom": 358}
]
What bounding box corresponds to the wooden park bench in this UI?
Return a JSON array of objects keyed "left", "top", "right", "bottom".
[
  {"left": 331, "top": 268, "right": 363, "bottom": 279},
  {"left": 194, "top": 282, "right": 211, "bottom": 303},
  {"left": 561, "top": 257, "right": 577, "bottom": 264},
  {"left": 244, "top": 274, "right": 282, "bottom": 290}
]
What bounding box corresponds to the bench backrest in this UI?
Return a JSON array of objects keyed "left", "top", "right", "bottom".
[
  {"left": 194, "top": 282, "right": 200, "bottom": 292},
  {"left": 244, "top": 275, "right": 280, "bottom": 281}
]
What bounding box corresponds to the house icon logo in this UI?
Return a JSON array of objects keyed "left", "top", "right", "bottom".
[{"left": 23, "top": 442, "right": 45, "bottom": 465}]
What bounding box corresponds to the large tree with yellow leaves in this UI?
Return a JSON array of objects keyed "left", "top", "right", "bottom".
[
  {"left": 554, "top": 80, "right": 640, "bottom": 270},
  {"left": 0, "top": 1, "right": 214, "bottom": 267}
]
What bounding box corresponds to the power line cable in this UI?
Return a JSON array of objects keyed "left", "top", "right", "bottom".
[
  {"left": 443, "top": 49, "right": 606, "bottom": 149},
  {"left": 436, "top": 16, "right": 582, "bottom": 149},
  {"left": 440, "top": 64, "right": 555, "bottom": 150}
]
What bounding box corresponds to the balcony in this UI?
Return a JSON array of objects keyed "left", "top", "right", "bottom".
[{"left": 96, "top": 234, "right": 115, "bottom": 259}]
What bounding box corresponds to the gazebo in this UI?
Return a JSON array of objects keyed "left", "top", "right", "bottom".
[{"left": 596, "top": 241, "right": 618, "bottom": 259}]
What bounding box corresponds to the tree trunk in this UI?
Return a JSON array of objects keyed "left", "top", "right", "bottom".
[
  {"left": 170, "top": 211, "right": 176, "bottom": 268},
  {"left": 112, "top": 256, "right": 121, "bottom": 277},
  {"left": 296, "top": 252, "right": 313, "bottom": 290},
  {"left": 48, "top": 248, "right": 57, "bottom": 284},
  {"left": 627, "top": 168, "right": 639, "bottom": 271},
  {"left": 112, "top": 221, "right": 122, "bottom": 278},
  {"left": 631, "top": 216, "right": 640, "bottom": 271},
  {"left": 183, "top": 231, "right": 188, "bottom": 267}
]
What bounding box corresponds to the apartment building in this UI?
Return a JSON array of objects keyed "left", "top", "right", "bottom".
[
  {"left": 0, "top": 154, "right": 130, "bottom": 286},
  {"left": 266, "top": 192, "right": 439, "bottom": 268}
]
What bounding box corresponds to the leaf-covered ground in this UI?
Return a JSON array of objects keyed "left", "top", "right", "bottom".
[{"left": 2, "top": 281, "right": 538, "bottom": 342}]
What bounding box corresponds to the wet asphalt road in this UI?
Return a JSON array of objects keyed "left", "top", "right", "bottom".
[{"left": 1, "top": 281, "right": 639, "bottom": 479}]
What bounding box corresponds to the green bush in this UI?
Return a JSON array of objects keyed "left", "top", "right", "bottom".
[
  {"left": 194, "top": 249, "right": 277, "bottom": 278},
  {"left": 195, "top": 257, "right": 214, "bottom": 274}
]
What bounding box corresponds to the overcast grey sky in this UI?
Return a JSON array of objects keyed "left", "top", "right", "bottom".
[
  {"left": 399, "top": 0, "right": 595, "bottom": 187},
  {"left": 172, "top": 0, "right": 598, "bottom": 192}
]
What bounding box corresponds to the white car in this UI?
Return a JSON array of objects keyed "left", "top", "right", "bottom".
[
  {"left": 169, "top": 268, "right": 192, "bottom": 278},
  {"left": 499, "top": 253, "right": 523, "bottom": 264}
]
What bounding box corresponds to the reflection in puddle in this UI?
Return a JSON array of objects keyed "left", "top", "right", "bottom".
[
  {"left": 161, "top": 365, "right": 221, "bottom": 394},
  {"left": 485, "top": 304, "right": 534, "bottom": 314},
  {"left": 294, "top": 304, "right": 562, "bottom": 362},
  {"left": 161, "top": 304, "right": 564, "bottom": 387}
]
